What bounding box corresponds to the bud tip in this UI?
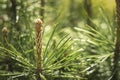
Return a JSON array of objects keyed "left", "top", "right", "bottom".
[
  {"left": 2, "top": 27, "right": 8, "bottom": 33},
  {"left": 35, "top": 19, "right": 42, "bottom": 24}
]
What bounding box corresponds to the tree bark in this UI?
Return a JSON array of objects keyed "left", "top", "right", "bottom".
[
  {"left": 112, "top": 0, "right": 120, "bottom": 80},
  {"left": 69, "top": 0, "right": 76, "bottom": 27},
  {"left": 10, "top": 0, "right": 17, "bottom": 24},
  {"left": 84, "top": 0, "right": 92, "bottom": 18},
  {"left": 84, "top": 0, "right": 94, "bottom": 28},
  {"left": 40, "top": 0, "right": 45, "bottom": 21}
]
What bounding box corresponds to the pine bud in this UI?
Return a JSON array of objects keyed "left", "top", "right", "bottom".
[
  {"left": 2, "top": 27, "right": 8, "bottom": 38},
  {"left": 35, "top": 19, "right": 42, "bottom": 32},
  {"left": 35, "top": 19, "right": 43, "bottom": 79}
]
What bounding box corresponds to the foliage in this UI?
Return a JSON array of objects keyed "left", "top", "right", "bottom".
[{"left": 0, "top": 0, "right": 117, "bottom": 80}]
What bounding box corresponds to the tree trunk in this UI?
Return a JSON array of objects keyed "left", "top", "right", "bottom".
[
  {"left": 69, "top": 0, "right": 76, "bottom": 27},
  {"left": 40, "top": 0, "right": 45, "bottom": 21},
  {"left": 112, "top": 0, "right": 120, "bottom": 80},
  {"left": 10, "top": 0, "right": 16, "bottom": 23},
  {"left": 84, "top": 0, "right": 94, "bottom": 28},
  {"left": 84, "top": 0, "right": 92, "bottom": 18}
]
